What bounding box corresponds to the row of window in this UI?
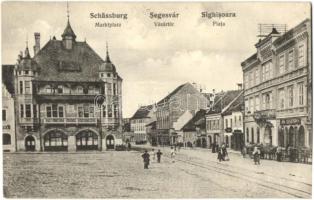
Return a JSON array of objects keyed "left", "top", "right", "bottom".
[
  {"left": 224, "top": 115, "right": 242, "bottom": 129},
  {"left": 18, "top": 70, "right": 37, "bottom": 76},
  {"left": 100, "top": 72, "right": 117, "bottom": 78},
  {"left": 246, "top": 127, "right": 261, "bottom": 144},
  {"left": 132, "top": 124, "right": 146, "bottom": 132},
  {"left": 157, "top": 115, "right": 170, "bottom": 129},
  {"left": 245, "top": 82, "right": 305, "bottom": 113},
  {"left": 19, "top": 81, "right": 119, "bottom": 96},
  {"left": 19, "top": 80, "right": 32, "bottom": 94},
  {"left": 244, "top": 43, "right": 306, "bottom": 89},
  {"left": 18, "top": 104, "right": 119, "bottom": 119},
  {"left": 206, "top": 119, "right": 220, "bottom": 131},
  {"left": 20, "top": 104, "right": 38, "bottom": 118}
]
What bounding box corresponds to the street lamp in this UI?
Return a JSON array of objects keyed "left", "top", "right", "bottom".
[{"left": 95, "top": 93, "right": 106, "bottom": 151}]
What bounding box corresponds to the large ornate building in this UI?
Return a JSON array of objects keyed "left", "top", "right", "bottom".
[
  {"left": 12, "top": 16, "right": 123, "bottom": 151},
  {"left": 241, "top": 19, "right": 311, "bottom": 149}
]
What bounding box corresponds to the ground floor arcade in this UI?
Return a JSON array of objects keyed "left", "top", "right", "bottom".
[{"left": 17, "top": 128, "right": 118, "bottom": 152}]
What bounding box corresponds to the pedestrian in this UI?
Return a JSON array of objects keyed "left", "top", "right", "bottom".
[
  {"left": 276, "top": 147, "right": 282, "bottom": 162},
  {"left": 127, "top": 142, "right": 131, "bottom": 151},
  {"left": 141, "top": 150, "right": 150, "bottom": 169},
  {"left": 212, "top": 143, "right": 216, "bottom": 153},
  {"left": 151, "top": 149, "right": 156, "bottom": 161},
  {"left": 242, "top": 146, "right": 247, "bottom": 158},
  {"left": 253, "top": 146, "right": 260, "bottom": 165},
  {"left": 157, "top": 149, "right": 163, "bottom": 163},
  {"left": 178, "top": 144, "right": 181, "bottom": 152},
  {"left": 217, "top": 146, "right": 224, "bottom": 162},
  {"left": 170, "top": 146, "right": 176, "bottom": 163}
]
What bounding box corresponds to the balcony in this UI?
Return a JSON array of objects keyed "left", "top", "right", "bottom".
[
  {"left": 35, "top": 93, "right": 99, "bottom": 103},
  {"left": 42, "top": 117, "right": 97, "bottom": 125},
  {"left": 20, "top": 118, "right": 39, "bottom": 124},
  {"left": 253, "top": 109, "right": 276, "bottom": 120}
]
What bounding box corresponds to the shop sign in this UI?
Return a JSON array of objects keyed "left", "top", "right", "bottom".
[{"left": 280, "top": 118, "right": 301, "bottom": 125}]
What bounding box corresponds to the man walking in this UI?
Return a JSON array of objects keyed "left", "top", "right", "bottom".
[
  {"left": 141, "top": 150, "right": 150, "bottom": 169},
  {"left": 157, "top": 149, "right": 163, "bottom": 163}
]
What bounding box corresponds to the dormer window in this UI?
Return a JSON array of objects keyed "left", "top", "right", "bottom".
[
  {"left": 65, "top": 36, "right": 73, "bottom": 49},
  {"left": 46, "top": 85, "right": 53, "bottom": 94},
  {"left": 77, "top": 86, "right": 83, "bottom": 94},
  {"left": 100, "top": 73, "right": 104, "bottom": 78},
  {"left": 57, "top": 85, "right": 63, "bottom": 94},
  {"left": 107, "top": 73, "right": 111, "bottom": 77}
]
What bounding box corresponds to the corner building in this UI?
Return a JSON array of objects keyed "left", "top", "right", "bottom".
[
  {"left": 14, "top": 18, "right": 123, "bottom": 151},
  {"left": 241, "top": 19, "right": 311, "bottom": 149}
]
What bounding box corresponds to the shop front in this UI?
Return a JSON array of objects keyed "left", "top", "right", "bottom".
[{"left": 278, "top": 117, "right": 308, "bottom": 148}]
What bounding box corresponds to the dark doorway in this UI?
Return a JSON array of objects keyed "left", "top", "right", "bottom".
[
  {"left": 25, "top": 135, "right": 35, "bottom": 151},
  {"left": 289, "top": 126, "right": 295, "bottom": 147},
  {"left": 44, "top": 130, "right": 68, "bottom": 151},
  {"left": 298, "top": 126, "right": 305, "bottom": 147},
  {"left": 106, "top": 135, "right": 115, "bottom": 149},
  {"left": 76, "top": 130, "right": 98, "bottom": 151}
]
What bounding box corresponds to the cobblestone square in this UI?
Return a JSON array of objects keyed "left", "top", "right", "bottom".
[{"left": 3, "top": 149, "right": 312, "bottom": 198}]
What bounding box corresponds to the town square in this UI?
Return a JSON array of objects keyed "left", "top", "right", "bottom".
[{"left": 1, "top": 1, "right": 312, "bottom": 199}]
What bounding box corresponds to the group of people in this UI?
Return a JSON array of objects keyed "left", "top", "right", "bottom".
[
  {"left": 217, "top": 143, "right": 229, "bottom": 162},
  {"left": 141, "top": 149, "right": 163, "bottom": 169}
]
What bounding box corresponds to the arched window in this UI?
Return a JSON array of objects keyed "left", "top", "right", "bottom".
[
  {"left": 264, "top": 125, "right": 272, "bottom": 145},
  {"left": 257, "top": 127, "right": 260, "bottom": 143},
  {"left": 298, "top": 126, "right": 305, "bottom": 147},
  {"left": 278, "top": 128, "right": 284, "bottom": 147},
  {"left": 76, "top": 130, "right": 98, "bottom": 150},
  {"left": 44, "top": 130, "right": 68, "bottom": 151},
  {"left": 3, "top": 134, "right": 11, "bottom": 145},
  {"left": 251, "top": 128, "right": 254, "bottom": 143},
  {"left": 289, "top": 126, "right": 295, "bottom": 147}
]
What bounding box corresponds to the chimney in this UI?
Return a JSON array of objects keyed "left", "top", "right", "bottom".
[
  {"left": 33, "top": 32, "right": 40, "bottom": 55},
  {"left": 237, "top": 83, "right": 243, "bottom": 90}
]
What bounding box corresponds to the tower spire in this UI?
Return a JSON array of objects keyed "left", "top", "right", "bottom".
[
  {"left": 24, "top": 33, "right": 30, "bottom": 58},
  {"left": 106, "top": 42, "right": 111, "bottom": 63},
  {"left": 67, "top": 1, "right": 70, "bottom": 21}
]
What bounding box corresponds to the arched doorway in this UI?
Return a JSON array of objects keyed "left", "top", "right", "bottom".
[
  {"left": 76, "top": 130, "right": 98, "bottom": 151},
  {"left": 289, "top": 126, "right": 295, "bottom": 147},
  {"left": 208, "top": 136, "right": 212, "bottom": 148},
  {"left": 298, "top": 126, "right": 305, "bottom": 147},
  {"left": 106, "top": 135, "right": 115, "bottom": 149},
  {"left": 278, "top": 128, "right": 284, "bottom": 147},
  {"left": 214, "top": 133, "right": 219, "bottom": 145},
  {"left": 257, "top": 128, "right": 260, "bottom": 143},
  {"left": 264, "top": 125, "right": 272, "bottom": 145},
  {"left": 25, "top": 135, "right": 35, "bottom": 151},
  {"left": 285, "top": 127, "right": 289, "bottom": 147},
  {"left": 201, "top": 137, "right": 207, "bottom": 148},
  {"left": 44, "top": 130, "right": 68, "bottom": 151},
  {"left": 196, "top": 138, "right": 201, "bottom": 147}
]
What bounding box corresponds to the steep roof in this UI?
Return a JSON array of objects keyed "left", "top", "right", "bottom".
[
  {"left": 62, "top": 20, "right": 76, "bottom": 40},
  {"left": 33, "top": 39, "right": 105, "bottom": 82},
  {"left": 222, "top": 92, "right": 244, "bottom": 116},
  {"left": 131, "top": 105, "right": 154, "bottom": 119},
  {"left": 157, "top": 82, "right": 190, "bottom": 105},
  {"left": 206, "top": 90, "right": 242, "bottom": 115},
  {"left": 182, "top": 109, "right": 207, "bottom": 131},
  {"left": 2, "top": 65, "right": 15, "bottom": 95}
]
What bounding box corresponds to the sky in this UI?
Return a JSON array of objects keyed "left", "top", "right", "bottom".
[{"left": 1, "top": 2, "right": 311, "bottom": 117}]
